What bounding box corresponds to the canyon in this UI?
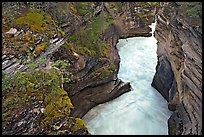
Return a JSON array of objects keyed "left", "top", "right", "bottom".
[
  {"left": 2, "top": 2, "right": 202, "bottom": 135},
  {"left": 82, "top": 22, "right": 172, "bottom": 135}
]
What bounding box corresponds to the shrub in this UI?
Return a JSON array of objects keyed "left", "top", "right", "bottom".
[
  {"left": 90, "top": 64, "right": 115, "bottom": 79},
  {"left": 72, "top": 118, "right": 88, "bottom": 132},
  {"left": 75, "top": 2, "right": 92, "bottom": 16},
  {"left": 177, "top": 2, "right": 202, "bottom": 27},
  {"left": 68, "top": 15, "right": 113, "bottom": 58},
  {"left": 33, "top": 43, "right": 47, "bottom": 56},
  {"left": 2, "top": 69, "right": 74, "bottom": 130}
]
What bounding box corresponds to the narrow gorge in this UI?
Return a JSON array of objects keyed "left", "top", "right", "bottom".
[
  {"left": 2, "top": 2, "right": 202, "bottom": 135},
  {"left": 82, "top": 22, "right": 172, "bottom": 135}
]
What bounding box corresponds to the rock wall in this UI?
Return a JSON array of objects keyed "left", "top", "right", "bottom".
[
  {"left": 152, "top": 2, "right": 202, "bottom": 135},
  {"left": 66, "top": 2, "right": 156, "bottom": 118},
  {"left": 2, "top": 2, "right": 157, "bottom": 135}
]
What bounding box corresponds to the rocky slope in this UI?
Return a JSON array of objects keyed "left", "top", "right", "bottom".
[
  {"left": 67, "top": 2, "right": 157, "bottom": 118},
  {"left": 151, "top": 2, "right": 202, "bottom": 135},
  {"left": 2, "top": 2, "right": 157, "bottom": 135}
]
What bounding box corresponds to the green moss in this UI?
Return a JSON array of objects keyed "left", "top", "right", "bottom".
[
  {"left": 146, "top": 2, "right": 158, "bottom": 7},
  {"left": 34, "top": 43, "right": 47, "bottom": 56},
  {"left": 15, "top": 8, "right": 60, "bottom": 33},
  {"left": 72, "top": 118, "right": 88, "bottom": 132},
  {"left": 41, "top": 89, "right": 74, "bottom": 128},
  {"left": 3, "top": 69, "right": 75, "bottom": 130},
  {"left": 44, "top": 94, "right": 52, "bottom": 105},
  {"left": 4, "top": 7, "right": 64, "bottom": 60},
  {"left": 67, "top": 43, "right": 75, "bottom": 51},
  {"left": 75, "top": 46, "right": 96, "bottom": 57},
  {"left": 67, "top": 3, "right": 77, "bottom": 14},
  {"left": 15, "top": 9, "right": 46, "bottom": 32},
  {"left": 4, "top": 95, "right": 21, "bottom": 109},
  {"left": 48, "top": 30, "right": 56, "bottom": 38},
  {"left": 58, "top": 29, "right": 65, "bottom": 37},
  {"left": 40, "top": 117, "right": 52, "bottom": 129},
  {"left": 38, "top": 75, "right": 73, "bottom": 128},
  {"left": 90, "top": 64, "right": 115, "bottom": 79},
  {"left": 67, "top": 118, "right": 73, "bottom": 127},
  {"left": 98, "top": 43, "right": 111, "bottom": 58}
]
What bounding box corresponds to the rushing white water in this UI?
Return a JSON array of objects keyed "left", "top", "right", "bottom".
[{"left": 82, "top": 22, "right": 172, "bottom": 135}]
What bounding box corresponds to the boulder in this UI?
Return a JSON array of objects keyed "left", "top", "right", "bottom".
[{"left": 5, "top": 28, "right": 17, "bottom": 35}]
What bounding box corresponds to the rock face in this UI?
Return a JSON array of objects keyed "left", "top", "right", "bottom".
[
  {"left": 66, "top": 12, "right": 154, "bottom": 118},
  {"left": 2, "top": 69, "right": 90, "bottom": 135},
  {"left": 61, "top": 2, "right": 157, "bottom": 119},
  {"left": 151, "top": 55, "right": 174, "bottom": 101},
  {"left": 2, "top": 2, "right": 158, "bottom": 135},
  {"left": 152, "top": 2, "right": 202, "bottom": 135}
]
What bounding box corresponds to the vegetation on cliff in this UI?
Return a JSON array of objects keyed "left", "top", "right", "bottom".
[
  {"left": 3, "top": 7, "right": 65, "bottom": 64},
  {"left": 163, "top": 2, "right": 202, "bottom": 28},
  {"left": 68, "top": 11, "right": 113, "bottom": 59},
  {"left": 2, "top": 2, "right": 159, "bottom": 135},
  {"left": 2, "top": 62, "right": 89, "bottom": 134},
  {"left": 177, "top": 2, "right": 202, "bottom": 27}
]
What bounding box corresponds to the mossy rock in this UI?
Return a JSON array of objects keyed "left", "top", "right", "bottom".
[
  {"left": 33, "top": 43, "right": 47, "bottom": 56},
  {"left": 72, "top": 118, "right": 88, "bottom": 133},
  {"left": 15, "top": 9, "right": 53, "bottom": 33},
  {"left": 2, "top": 69, "right": 78, "bottom": 133},
  {"left": 6, "top": 7, "right": 66, "bottom": 60},
  {"left": 67, "top": 3, "right": 77, "bottom": 14},
  {"left": 90, "top": 64, "right": 115, "bottom": 79},
  {"left": 2, "top": 68, "right": 90, "bottom": 134}
]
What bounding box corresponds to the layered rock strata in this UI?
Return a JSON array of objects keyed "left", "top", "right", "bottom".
[
  {"left": 2, "top": 2, "right": 157, "bottom": 135},
  {"left": 66, "top": 5, "right": 155, "bottom": 118},
  {"left": 152, "top": 2, "right": 202, "bottom": 135}
]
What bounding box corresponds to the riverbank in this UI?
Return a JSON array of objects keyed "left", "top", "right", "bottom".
[{"left": 82, "top": 22, "right": 172, "bottom": 135}]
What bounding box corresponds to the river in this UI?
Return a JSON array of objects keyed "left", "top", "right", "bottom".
[{"left": 82, "top": 22, "right": 172, "bottom": 135}]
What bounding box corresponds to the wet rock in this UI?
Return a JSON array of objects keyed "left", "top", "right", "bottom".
[
  {"left": 151, "top": 55, "right": 174, "bottom": 101},
  {"left": 70, "top": 79, "right": 131, "bottom": 118},
  {"left": 168, "top": 79, "right": 178, "bottom": 111}
]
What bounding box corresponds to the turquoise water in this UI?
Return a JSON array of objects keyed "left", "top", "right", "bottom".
[{"left": 82, "top": 22, "right": 172, "bottom": 135}]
